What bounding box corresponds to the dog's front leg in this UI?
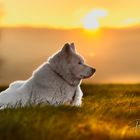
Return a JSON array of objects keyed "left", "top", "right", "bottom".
[{"left": 72, "top": 86, "right": 83, "bottom": 106}]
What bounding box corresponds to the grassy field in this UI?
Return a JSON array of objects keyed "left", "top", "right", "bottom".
[{"left": 0, "top": 84, "right": 140, "bottom": 140}]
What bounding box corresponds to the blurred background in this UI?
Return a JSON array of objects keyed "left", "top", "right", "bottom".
[{"left": 0, "top": 0, "right": 140, "bottom": 84}]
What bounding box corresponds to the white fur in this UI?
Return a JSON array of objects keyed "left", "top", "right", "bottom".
[{"left": 0, "top": 43, "right": 95, "bottom": 109}]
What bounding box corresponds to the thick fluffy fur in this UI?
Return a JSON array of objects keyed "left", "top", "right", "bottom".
[{"left": 0, "top": 43, "right": 95, "bottom": 109}]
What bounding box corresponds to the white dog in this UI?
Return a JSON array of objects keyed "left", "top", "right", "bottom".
[{"left": 0, "top": 43, "right": 96, "bottom": 108}]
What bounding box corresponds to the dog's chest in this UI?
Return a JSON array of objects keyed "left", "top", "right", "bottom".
[
  {"left": 38, "top": 84, "right": 76, "bottom": 105},
  {"left": 54, "top": 83, "right": 75, "bottom": 97},
  {"left": 57, "top": 85, "right": 76, "bottom": 104}
]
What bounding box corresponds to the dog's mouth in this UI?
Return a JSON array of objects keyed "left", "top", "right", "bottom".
[
  {"left": 81, "top": 73, "right": 96, "bottom": 79},
  {"left": 81, "top": 68, "right": 96, "bottom": 79}
]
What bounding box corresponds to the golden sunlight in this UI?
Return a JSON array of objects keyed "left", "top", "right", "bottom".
[{"left": 83, "top": 9, "right": 108, "bottom": 30}]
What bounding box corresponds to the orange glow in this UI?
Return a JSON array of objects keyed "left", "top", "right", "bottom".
[{"left": 1, "top": 0, "right": 140, "bottom": 28}]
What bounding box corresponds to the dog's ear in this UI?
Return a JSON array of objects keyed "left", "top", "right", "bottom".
[
  {"left": 62, "top": 43, "right": 73, "bottom": 54},
  {"left": 70, "top": 43, "right": 76, "bottom": 52}
]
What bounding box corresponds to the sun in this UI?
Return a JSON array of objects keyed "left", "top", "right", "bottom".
[
  {"left": 83, "top": 9, "right": 108, "bottom": 30},
  {"left": 84, "top": 18, "right": 99, "bottom": 30}
]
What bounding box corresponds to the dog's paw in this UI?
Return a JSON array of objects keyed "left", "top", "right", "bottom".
[{"left": 72, "top": 100, "right": 82, "bottom": 107}]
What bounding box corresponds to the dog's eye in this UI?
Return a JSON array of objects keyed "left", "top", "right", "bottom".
[{"left": 78, "top": 62, "right": 82, "bottom": 64}]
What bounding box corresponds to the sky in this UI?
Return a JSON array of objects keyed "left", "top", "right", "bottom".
[
  {"left": 1, "top": 0, "right": 140, "bottom": 28},
  {"left": 0, "top": 0, "right": 140, "bottom": 84}
]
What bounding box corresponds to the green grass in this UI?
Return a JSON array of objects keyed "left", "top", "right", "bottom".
[{"left": 0, "top": 84, "right": 140, "bottom": 140}]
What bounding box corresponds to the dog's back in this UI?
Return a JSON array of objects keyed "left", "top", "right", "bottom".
[
  {"left": 9, "top": 81, "right": 25, "bottom": 89},
  {"left": 0, "top": 80, "right": 32, "bottom": 108}
]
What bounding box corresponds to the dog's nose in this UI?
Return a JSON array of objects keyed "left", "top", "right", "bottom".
[{"left": 91, "top": 68, "right": 96, "bottom": 73}]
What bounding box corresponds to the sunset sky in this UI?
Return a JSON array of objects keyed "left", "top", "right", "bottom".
[
  {"left": 1, "top": 0, "right": 140, "bottom": 29},
  {"left": 0, "top": 0, "right": 140, "bottom": 84}
]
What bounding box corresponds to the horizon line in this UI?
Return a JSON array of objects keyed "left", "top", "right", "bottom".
[{"left": 0, "top": 24, "right": 140, "bottom": 30}]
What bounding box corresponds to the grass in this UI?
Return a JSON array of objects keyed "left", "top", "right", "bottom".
[{"left": 0, "top": 84, "right": 140, "bottom": 140}]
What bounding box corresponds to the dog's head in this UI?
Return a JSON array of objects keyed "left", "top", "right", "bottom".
[
  {"left": 61, "top": 43, "right": 96, "bottom": 79},
  {"left": 49, "top": 43, "right": 96, "bottom": 85}
]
